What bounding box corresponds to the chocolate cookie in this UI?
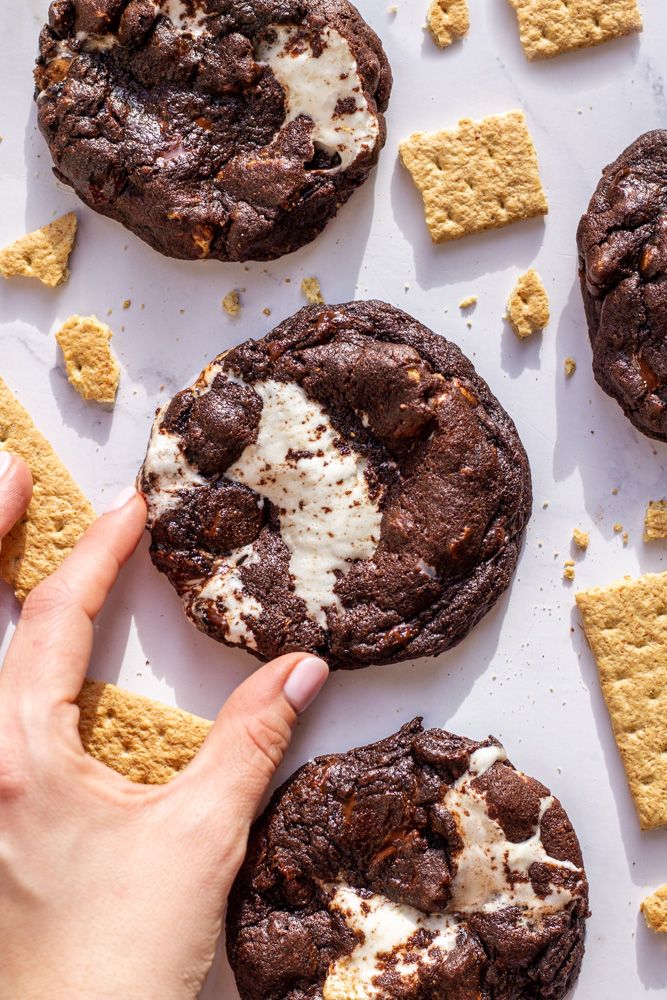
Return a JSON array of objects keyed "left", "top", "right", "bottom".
[
  {"left": 34, "top": 0, "right": 391, "bottom": 262},
  {"left": 139, "top": 301, "right": 531, "bottom": 669},
  {"left": 226, "top": 719, "right": 590, "bottom": 999},
  {"left": 578, "top": 130, "right": 667, "bottom": 440}
]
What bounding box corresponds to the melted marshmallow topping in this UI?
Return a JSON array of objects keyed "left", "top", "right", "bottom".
[
  {"left": 257, "top": 24, "right": 380, "bottom": 171},
  {"left": 322, "top": 745, "right": 584, "bottom": 999}
]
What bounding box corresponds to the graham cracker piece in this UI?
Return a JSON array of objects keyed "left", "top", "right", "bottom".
[
  {"left": 223, "top": 289, "right": 241, "bottom": 316},
  {"left": 0, "top": 378, "right": 95, "bottom": 602},
  {"left": 507, "top": 269, "right": 550, "bottom": 338},
  {"left": 77, "top": 679, "right": 212, "bottom": 784},
  {"left": 301, "top": 277, "right": 324, "bottom": 305},
  {"left": 572, "top": 528, "right": 590, "bottom": 551},
  {"left": 641, "top": 885, "right": 667, "bottom": 934},
  {"left": 576, "top": 572, "right": 667, "bottom": 830},
  {"left": 0, "top": 213, "right": 77, "bottom": 287},
  {"left": 564, "top": 356, "right": 577, "bottom": 377},
  {"left": 427, "top": 0, "right": 470, "bottom": 47},
  {"left": 507, "top": 0, "right": 642, "bottom": 61},
  {"left": 644, "top": 500, "right": 667, "bottom": 541},
  {"left": 399, "top": 112, "right": 548, "bottom": 244},
  {"left": 55, "top": 314, "right": 120, "bottom": 405}
]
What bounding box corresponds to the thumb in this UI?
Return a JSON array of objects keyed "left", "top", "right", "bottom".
[
  {"left": 180, "top": 652, "right": 329, "bottom": 827},
  {"left": 0, "top": 453, "right": 33, "bottom": 544}
]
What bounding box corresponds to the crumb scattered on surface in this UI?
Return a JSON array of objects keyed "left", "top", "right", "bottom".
[
  {"left": 459, "top": 295, "right": 477, "bottom": 309},
  {"left": 223, "top": 290, "right": 240, "bottom": 316},
  {"left": 301, "top": 276, "right": 324, "bottom": 305},
  {"left": 563, "top": 560, "right": 575, "bottom": 581},
  {"left": 427, "top": 0, "right": 469, "bottom": 47},
  {"left": 573, "top": 528, "right": 589, "bottom": 551},
  {"left": 122, "top": 298, "right": 131, "bottom": 310},
  {"left": 613, "top": 522, "right": 623, "bottom": 534},
  {"left": 507, "top": 269, "right": 550, "bottom": 339},
  {"left": 399, "top": 111, "right": 547, "bottom": 244},
  {"left": 262, "top": 307, "right": 271, "bottom": 316},
  {"left": 644, "top": 499, "right": 667, "bottom": 541},
  {"left": 55, "top": 315, "right": 120, "bottom": 405},
  {"left": 564, "top": 357, "right": 577, "bottom": 377},
  {"left": 0, "top": 213, "right": 77, "bottom": 287},
  {"left": 507, "top": 0, "right": 643, "bottom": 61},
  {"left": 641, "top": 885, "right": 667, "bottom": 934}
]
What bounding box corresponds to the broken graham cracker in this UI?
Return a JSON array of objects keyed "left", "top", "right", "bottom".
[
  {"left": 0, "top": 378, "right": 95, "bottom": 602},
  {"left": 0, "top": 213, "right": 77, "bottom": 287},
  {"left": 400, "top": 112, "right": 547, "bottom": 244},
  {"left": 77, "top": 679, "right": 212, "bottom": 784},
  {"left": 644, "top": 500, "right": 667, "bottom": 542},
  {"left": 427, "top": 0, "right": 469, "bottom": 48},
  {"left": 55, "top": 314, "right": 120, "bottom": 405},
  {"left": 507, "top": 269, "right": 550, "bottom": 339},
  {"left": 641, "top": 885, "right": 667, "bottom": 934},
  {"left": 507, "top": 0, "right": 642, "bottom": 61},
  {"left": 576, "top": 572, "right": 667, "bottom": 831},
  {"left": 301, "top": 276, "right": 324, "bottom": 305}
]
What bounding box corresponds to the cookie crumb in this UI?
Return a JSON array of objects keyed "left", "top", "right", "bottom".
[
  {"left": 613, "top": 522, "right": 623, "bottom": 534},
  {"left": 572, "top": 528, "right": 589, "bottom": 551},
  {"left": 427, "top": 0, "right": 469, "bottom": 48},
  {"left": 641, "top": 885, "right": 667, "bottom": 934},
  {"left": 563, "top": 560, "right": 575, "bottom": 581},
  {"left": 644, "top": 499, "right": 667, "bottom": 541},
  {"left": 301, "top": 277, "right": 324, "bottom": 305},
  {"left": 399, "top": 111, "right": 547, "bottom": 244},
  {"left": 564, "top": 357, "right": 577, "bottom": 377},
  {"left": 459, "top": 295, "right": 477, "bottom": 310},
  {"left": 263, "top": 307, "right": 272, "bottom": 317},
  {"left": 223, "top": 290, "right": 241, "bottom": 316},
  {"left": 0, "top": 212, "right": 77, "bottom": 288},
  {"left": 507, "top": 269, "right": 550, "bottom": 339},
  {"left": 55, "top": 314, "right": 120, "bottom": 405},
  {"left": 122, "top": 298, "right": 131, "bottom": 310}
]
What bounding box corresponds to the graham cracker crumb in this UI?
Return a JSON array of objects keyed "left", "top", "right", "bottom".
[
  {"left": 427, "top": 0, "right": 470, "bottom": 47},
  {"left": 563, "top": 560, "right": 575, "bottom": 581},
  {"left": 572, "top": 528, "right": 589, "bottom": 551},
  {"left": 459, "top": 295, "right": 477, "bottom": 309},
  {"left": 399, "top": 111, "right": 547, "bottom": 244},
  {"left": 613, "top": 522, "right": 623, "bottom": 534},
  {"left": 77, "top": 680, "right": 211, "bottom": 785},
  {"left": 507, "top": 0, "right": 642, "bottom": 61},
  {"left": 507, "top": 269, "right": 550, "bottom": 339},
  {"left": 263, "top": 307, "right": 272, "bottom": 317},
  {"left": 122, "top": 298, "right": 131, "bottom": 310},
  {"left": 223, "top": 290, "right": 241, "bottom": 316},
  {"left": 0, "top": 212, "right": 77, "bottom": 288},
  {"left": 564, "top": 357, "right": 577, "bottom": 377},
  {"left": 0, "top": 378, "right": 95, "bottom": 602},
  {"left": 644, "top": 500, "right": 667, "bottom": 541},
  {"left": 641, "top": 885, "right": 667, "bottom": 934},
  {"left": 576, "top": 572, "right": 667, "bottom": 830},
  {"left": 301, "top": 277, "right": 325, "bottom": 305},
  {"left": 55, "top": 315, "right": 120, "bottom": 405}
]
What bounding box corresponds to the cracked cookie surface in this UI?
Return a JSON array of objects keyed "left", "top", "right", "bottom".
[
  {"left": 578, "top": 130, "right": 667, "bottom": 440},
  {"left": 226, "top": 720, "right": 590, "bottom": 999},
  {"left": 35, "top": 0, "right": 391, "bottom": 262},
  {"left": 139, "top": 301, "right": 532, "bottom": 669}
]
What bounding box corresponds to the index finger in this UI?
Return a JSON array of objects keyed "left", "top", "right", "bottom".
[
  {"left": 0, "top": 489, "right": 147, "bottom": 710},
  {"left": 0, "top": 453, "right": 33, "bottom": 543}
]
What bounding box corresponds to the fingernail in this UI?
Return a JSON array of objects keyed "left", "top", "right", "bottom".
[
  {"left": 283, "top": 656, "right": 329, "bottom": 714},
  {"left": 0, "top": 452, "right": 12, "bottom": 479},
  {"left": 104, "top": 486, "right": 138, "bottom": 514}
]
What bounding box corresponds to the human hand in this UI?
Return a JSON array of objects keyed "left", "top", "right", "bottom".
[{"left": 0, "top": 456, "right": 329, "bottom": 1000}]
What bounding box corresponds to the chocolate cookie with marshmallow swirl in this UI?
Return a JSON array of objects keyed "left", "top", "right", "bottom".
[
  {"left": 139, "top": 301, "right": 532, "bottom": 669},
  {"left": 578, "top": 130, "right": 667, "bottom": 440},
  {"left": 34, "top": 0, "right": 391, "bottom": 262},
  {"left": 226, "top": 720, "right": 590, "bottom": 999}
]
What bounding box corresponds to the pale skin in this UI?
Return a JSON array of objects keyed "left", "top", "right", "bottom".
[{"left": 0, "top": 452, "right": 329, "bottom": 999}]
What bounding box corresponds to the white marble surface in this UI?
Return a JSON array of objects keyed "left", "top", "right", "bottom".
[{"left": 2, "top": 1, "right": 667, "bottom": 996}]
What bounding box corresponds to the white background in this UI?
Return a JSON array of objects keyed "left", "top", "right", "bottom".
[{"left": 2, "top": 1, "right": 667, "bottom": 995}]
